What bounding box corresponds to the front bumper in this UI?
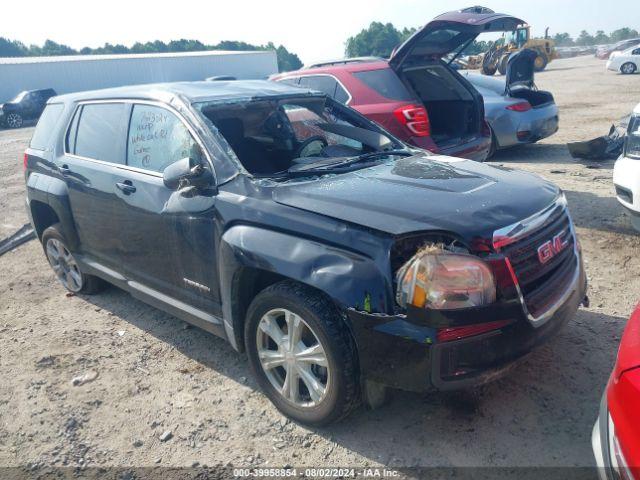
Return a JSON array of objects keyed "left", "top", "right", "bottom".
[
  {"left": 347, "top": 256, "right": 587, "bottom": 392},
  {"left": 613, "top": 155, "right": 640, "bottom": 231},
  {"left": 613, "top": 156, "right": 640, "bottom": 214},
  {"left": 593, "top": 392, "right": 613, "bottom": 480}
]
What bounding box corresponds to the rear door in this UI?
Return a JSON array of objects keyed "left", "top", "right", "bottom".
[{"left": 62, "top": 102, "right": 130, "bottom": 268}]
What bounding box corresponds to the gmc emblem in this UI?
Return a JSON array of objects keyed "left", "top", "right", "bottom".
[{"left": 537, "top": 233, "right": 569, "bottom": 264}]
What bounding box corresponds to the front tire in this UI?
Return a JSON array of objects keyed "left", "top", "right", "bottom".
[
  {"left": 42, "top": 224, "right": 106, "bottom": 294},
  {"left": 621, "top": 62, "right": 637, "bottom": 75},
  {"left": 245, "top": 281, "right": 359, "bottom": 425},
  {"left": 6, "top": 113, "right": 23, "bottom": 129}
]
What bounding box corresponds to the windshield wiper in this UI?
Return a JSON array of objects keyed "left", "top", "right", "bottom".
[
  {"left": 353, "top": 149, "right": 415, "bottom": 163},
  {"left": 290, "top": 149, "right": 414, "bottom": 174}
]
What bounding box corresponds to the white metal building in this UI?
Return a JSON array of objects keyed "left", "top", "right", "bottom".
[{"left": 0, "top": 50, "right": 278, "bottom": 102}]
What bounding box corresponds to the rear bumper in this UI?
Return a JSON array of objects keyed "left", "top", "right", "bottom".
[
  {"left": 493, "top": 104, "right": 559, "bottom": 148},
  {"left": 437, "top": 135, "right": 491, "bottom": 161},
  {"left": 347, "top": 256, "right": 587, "bottom": 392},
  {"left": 409, "top": 134, "right": 491, "bottom": 161}
]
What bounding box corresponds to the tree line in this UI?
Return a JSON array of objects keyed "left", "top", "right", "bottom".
[
  {"left": 345, "top": 22, "right": 640, "bottom": 58},
  {"left": 0, "top": 38, "right": 303, "bottom": 72},
  {"left": 550, "top": 28, "right": 639, "bottom": 47}
]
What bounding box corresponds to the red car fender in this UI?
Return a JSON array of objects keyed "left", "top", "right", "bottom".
[{"left": 608, "top": 304, "right": 640, "bottom": 469}]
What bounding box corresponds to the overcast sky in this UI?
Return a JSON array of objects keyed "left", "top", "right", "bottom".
[{"left": 3, "top": 0, "right": 639, "bottom": 64}]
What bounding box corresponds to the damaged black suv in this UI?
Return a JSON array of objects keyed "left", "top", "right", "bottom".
[{"left": 25, "top": 80, "right": 587, "bottom": 425}]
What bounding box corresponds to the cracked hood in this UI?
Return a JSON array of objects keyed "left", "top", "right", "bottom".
[{"left": 273, "top": 154, "right": 559, "bottom": 242}]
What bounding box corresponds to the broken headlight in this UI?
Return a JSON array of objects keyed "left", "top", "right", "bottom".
[{"left": 396, "top": 249, "right": 496, "bottom": 310}]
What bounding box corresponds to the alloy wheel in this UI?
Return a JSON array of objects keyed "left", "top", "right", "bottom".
[
  {"left": 256, "top": 308, "right": 330, "bottom": 407},
  {"left": 45, "top": 238, "right": 83, "bottom": 292},
  {"left": 622, "top": 63, "right": 636, "bottom": 74},
  {"left": 6, "top": 113, "right": 23, "bottom": 129}
]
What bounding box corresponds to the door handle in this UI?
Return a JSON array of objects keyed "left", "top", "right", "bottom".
[
  {"left": 59, "top": 164, "right": 71, "bottom": 175},
  {"left": 116, "top": 180, "right": 136, "bottom": 194}
]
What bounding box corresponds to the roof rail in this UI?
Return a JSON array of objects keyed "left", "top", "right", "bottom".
[{"left": 305, "top": 56, "right": 385, "bottom": 69}]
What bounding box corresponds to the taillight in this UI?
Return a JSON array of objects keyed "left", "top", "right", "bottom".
[
  {"left": 437, "top": 320, "right": 512, "bottom": 343},
  {"left": 393, "top": 104, "right": 430, "bottom": 137},
  {"left": 506, "top": 102, "right": 532, "bottom": 112},
  {"left": 23, "top": 152, "right": 28, "bottom": 171}
]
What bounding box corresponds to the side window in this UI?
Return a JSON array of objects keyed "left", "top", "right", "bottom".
[
  {"left": 279, "top": 77, "right": 300, "bottom": 86},
  {"left": 30, "top": 104, "right": 64, "bottom": 150},
  {"left": 126, "top": 104, "right": 200, "bottom": 173},
  {"left": 299, "top": 76, "right": 339, "bottom": 99},
  {"left": 74, "top": 103, "right": 128, "bottom": 164},
  {"left": 334, "top": 83, "right": 350, "bottom": 104}
]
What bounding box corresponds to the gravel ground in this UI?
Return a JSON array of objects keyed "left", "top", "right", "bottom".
[{"left": 1, "top": 55, "right": 639, "bottom": 474}]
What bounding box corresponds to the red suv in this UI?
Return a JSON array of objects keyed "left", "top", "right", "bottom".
[{"left": 272, "top": 9, "right": 525, "bottom": 161}]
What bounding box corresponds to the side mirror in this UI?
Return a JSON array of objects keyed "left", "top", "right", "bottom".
[{"left": 162, "top": 157, "right": 214, "bottom": 190}]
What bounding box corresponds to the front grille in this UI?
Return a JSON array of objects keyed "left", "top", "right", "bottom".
[{"left": 499, "top": 204, "right": 577, "bottom": 318}]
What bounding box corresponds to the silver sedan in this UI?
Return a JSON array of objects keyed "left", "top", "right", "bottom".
[{"left": 462, "top": 72, "right": 559, "bottom": 158}]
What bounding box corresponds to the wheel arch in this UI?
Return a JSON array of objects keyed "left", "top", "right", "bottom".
[
  {"left": 29, "top": 200, "right": 60, "bottom": 239},
  {"left": 218, "top": 225, "right": 391, "bottom": 352},
  {"left": 27, "top": 172, "right": 80, "bottom": 249}
]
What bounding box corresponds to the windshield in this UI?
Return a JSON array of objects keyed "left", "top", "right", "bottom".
[
  {"left": 194, "top": 95, "right": 404, "bottom": 177},
  {"left": 10, "top": 91, "right": 28, "bottom": 103}
]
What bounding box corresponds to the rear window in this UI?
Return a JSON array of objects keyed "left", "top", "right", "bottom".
[
  {"left": 353, "top": 69, "right": 414, "bottom": 101},
  {"left": 30, "top": 104, "right": 64, "bottom": 150},
  {"left": 72, "top": 103, "right": 127, "bottom": 164}
]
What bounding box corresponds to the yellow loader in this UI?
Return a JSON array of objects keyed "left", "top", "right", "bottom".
[{"left": 482, "top": 26, "right": 558, "bottom": 75}]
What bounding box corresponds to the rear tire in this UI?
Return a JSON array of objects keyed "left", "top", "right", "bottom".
[
  {"left": 498, "top": 55, "right": 509, "bottom": 76},
  {"left": 42, "top": 224, "right": 106, "bottom": 294},
  {"left": 245, "top": 280, "right": 360, "bottom": 425},
  {"left": 621, "top": 62, "right": 637, "bottom": 75},
  {"left": 534, "top": 54, "right": 548, "bottom": 72},
  {"left": 481, "top": 64, "right": 497, "bottom": 76}
]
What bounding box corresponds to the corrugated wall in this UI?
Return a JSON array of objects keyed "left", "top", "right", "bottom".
[{"left": 0, "top": 51, "right": 278, "bottom": 102}]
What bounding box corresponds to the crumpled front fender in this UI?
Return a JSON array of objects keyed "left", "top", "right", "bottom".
[{"left": 218, "top": 224, "right": 392, "bottom": 350}]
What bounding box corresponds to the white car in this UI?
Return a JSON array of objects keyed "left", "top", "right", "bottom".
[
  {"left": 607, "top": 46, "right": 640, "bottom": 74},
  {"left": 613, "top": 103, "right": 640, "bottom": 231}
]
